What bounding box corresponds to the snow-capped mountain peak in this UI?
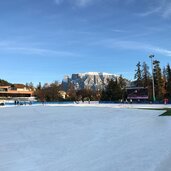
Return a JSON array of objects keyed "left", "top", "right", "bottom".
[{"left": 62, "top": 72, "right": 119, "bottom": 91}]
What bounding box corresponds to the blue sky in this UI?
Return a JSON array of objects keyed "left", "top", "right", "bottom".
[{"left": 0, "top": 0, "right": 171, "bottom": 85}]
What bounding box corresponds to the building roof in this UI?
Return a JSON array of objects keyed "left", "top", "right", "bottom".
[{"left": 13, "top": 84, "right": 26, "bottom": 89}]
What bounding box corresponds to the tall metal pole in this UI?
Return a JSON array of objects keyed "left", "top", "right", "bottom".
[{"left": 149, "top": 54, "right": 156, "bottom": 102}]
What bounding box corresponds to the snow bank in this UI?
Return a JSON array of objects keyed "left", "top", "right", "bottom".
[
  {"left": 1, "top": 103, "right": 171, "bottom": 109},
  {"left": 46, "top": 103, "right": 171, "bottom": 109},
  {"left": 0, "top": 106, "right": 171, "bottom": 171}
]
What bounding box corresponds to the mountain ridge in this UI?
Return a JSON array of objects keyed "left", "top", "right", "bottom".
[{"left": 62, "top": 72, "right": 119, "bottom": 91}]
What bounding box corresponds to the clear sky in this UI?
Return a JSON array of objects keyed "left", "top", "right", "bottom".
[{"left": 0, "top": 0, "right": 171, "bottom": 85}]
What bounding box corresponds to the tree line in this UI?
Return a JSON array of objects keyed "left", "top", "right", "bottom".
[
  {"left": 101, "top": 60, "right": 171, "bottom": 102},
  {"left": 35, "top": 82, "right": 102, "bottom": 102},
  {"left": 0, "top": 60, "right": 171, "bottom": 102},
  {"left": 133, "top": 61, "right": 171, "bottom": 101}
]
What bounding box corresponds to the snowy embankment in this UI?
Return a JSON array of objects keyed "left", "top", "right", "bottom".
[
  {"left": 47, "top": 103, "right": 171, "bottom": 109},
  {"left": 0, "top": 106, "right": 171, "bottom": 171}
]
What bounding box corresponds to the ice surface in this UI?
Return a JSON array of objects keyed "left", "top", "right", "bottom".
[{"left": 0, "top": 105, "right": 171, "bottom": 171}]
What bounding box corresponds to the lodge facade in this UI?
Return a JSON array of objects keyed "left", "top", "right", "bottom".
[{"left": 0, "top": 84, "right": 34, "bottom": 98}]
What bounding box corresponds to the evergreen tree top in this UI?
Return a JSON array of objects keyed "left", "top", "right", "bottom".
[{"left": 0, "top": 79, "right": 11, "bottom": 86}]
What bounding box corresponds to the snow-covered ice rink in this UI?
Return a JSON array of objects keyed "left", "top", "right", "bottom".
[{"left": 0, "top": 104, "right": 171, "bottom": 171}]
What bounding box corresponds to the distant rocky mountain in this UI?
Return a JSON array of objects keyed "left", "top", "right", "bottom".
[{"left": 62, "top": 72, "right": 119, "bottom": 91}]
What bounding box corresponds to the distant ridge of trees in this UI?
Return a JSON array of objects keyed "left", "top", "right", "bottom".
[
  {"left": 1, "top": 59, "right": 171, "bottom": 103},
  {"left": 35, "top": 82, "right": 63, "bottom": 102},
  {"left": 0, "top": 79, "right": 12, "bottom": 86},
  {"left": 100, "top": 61, "right": 171, "bottom": 102},
  {"left": 100, "top": 75, "right": 126, "bottom": 102},
  {"left": 133, "top": 61, "right": 171, "bottom": 101}
]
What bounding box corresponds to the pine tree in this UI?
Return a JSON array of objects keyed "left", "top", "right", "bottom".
[
  {"left": 134, "top": 61, "right": 142, "bottom": 87},
  {"left": 141, "top": 62, "right": 151, "bottom": 87},
  {"left": 166, "top": 64, "right": 171, "bottom": 100},
  {"left": 118, "top": 75, "right": 126, "bottom": 89},
  {"left": 101, "top": 79, "right": 122, "bottom": 101},
  {"left": 118, "top": 75, "right": 127, "bottom": 100},
  {"left": 100, "top": 89, "right": 108, "bottom": 101},
  {"left": 153, "top": 60, "right": 163, "bottom": 101},
  {"left": 0, "top": 79, "right": 11, "bottom": 86},
  {"left": 26, "top": 82, "right": 34, "bottom": 90},
  {"left": 162, "top": 67, "right": 167, "bottom": 98},
  {"left": 37, "top": 82, "right": 42, "bottom": 90},
  {"left": 141, "top": 62, "right": 152, "bottom": 99}
]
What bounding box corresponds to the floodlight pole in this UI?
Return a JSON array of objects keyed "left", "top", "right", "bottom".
[{"left": 149, "top": 54, "right": 156, "bottom": 102}]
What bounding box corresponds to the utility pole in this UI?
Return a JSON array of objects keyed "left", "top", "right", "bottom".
[{"left": 149, "top": 54, "right": 156, "bottom": 102}]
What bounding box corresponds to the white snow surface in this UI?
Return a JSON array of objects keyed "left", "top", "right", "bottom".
[
  {"left": 0, "top": 105, "right": 171, "bottom": 171},
  {"left": 79, "top": 72, "right": 117, "bottom": 76}
]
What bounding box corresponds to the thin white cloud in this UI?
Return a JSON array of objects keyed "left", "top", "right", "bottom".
[
  {"left": 54, "top": 0, "right": 136, "bottom": 7},
  {"left": 75, "top": 0, "right": 92, "bottom": 7},
  {"left": 3, "top": 47, "right": 76, "bottom": 56},
  {"left": 152, "top": 47, "right": 171, "bottom": 56},
  {"left": 96, "top": 39, "right": 171, "bottom": 57},
  {"left": 126, "top": 0, "right": 136, "bottom": 4},
  {"left": 0, "top": 41, "right": 77, "bottom": 57},
  {"left": 54, "top": 0, "right": 102, "bottom": 7},
  {"left": 138, "top": 7, "right": 161, "bottom": 17},
  {"left": 138, "top": 0, "right": 171, "bottom": 18},
  {"left": 162, "top": 2, "right": 171, "bottom": 18},
  {"left": 54, "top": 0, "right": 64, "bottom": 5},
  {"left": 114, "top": 40, "right": 171, "bottom": 57},
  {"left": 111, "top": 29, "right": 127, "bottom": 33},
  {"left": 54, "top": 0, "right": 94, "bottom": 7}
]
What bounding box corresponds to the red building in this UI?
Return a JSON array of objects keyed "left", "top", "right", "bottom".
[{"left": 126, "top": 87, "right": 148, "bottom": 101}]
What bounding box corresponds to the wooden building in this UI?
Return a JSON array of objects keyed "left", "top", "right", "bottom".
[{"left": 0, "top": 84, "right": 34, "bottom": 98}]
